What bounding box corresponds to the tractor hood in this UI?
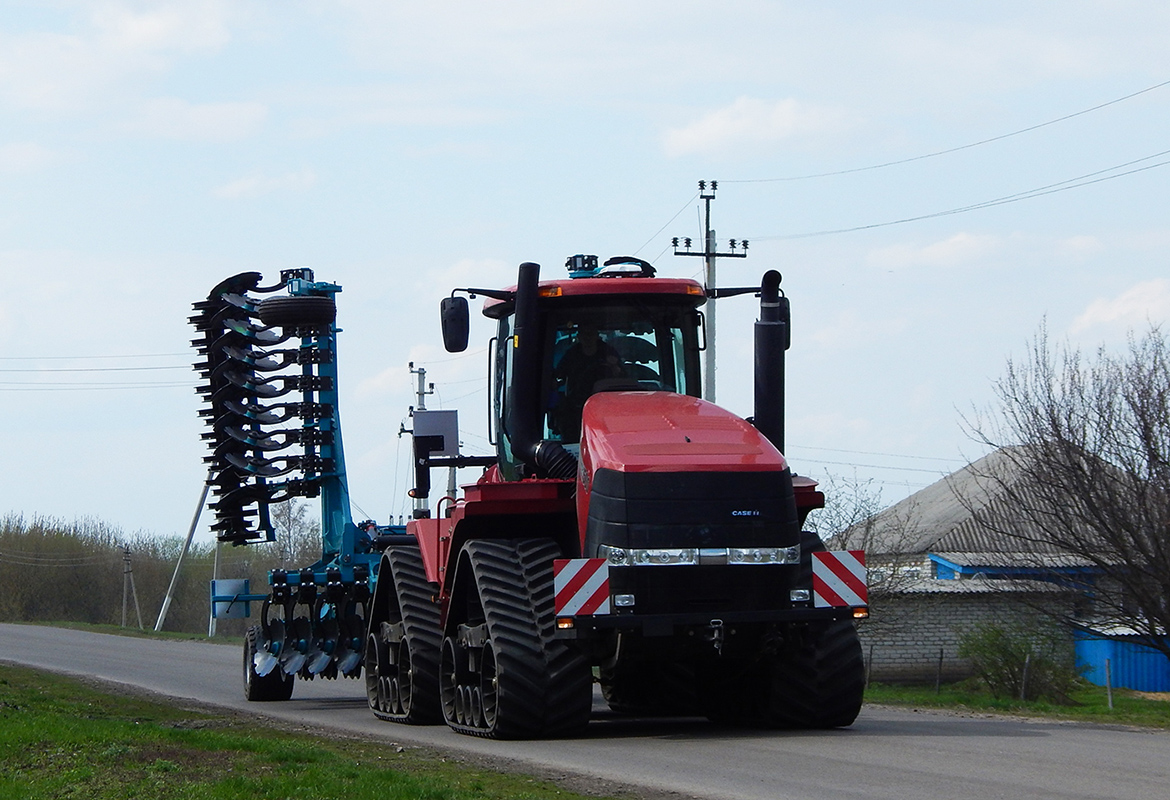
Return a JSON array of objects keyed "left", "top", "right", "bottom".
[
  {"left": 576, "top": 391, "right": 800, "bottom": 555},
  {"left": 579, "top": 391, "right": 788, "bottom": 474}
]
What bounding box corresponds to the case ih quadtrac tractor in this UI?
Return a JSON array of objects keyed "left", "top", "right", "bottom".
[{"left": 194, "top": 255, "right": 867, "bottom": 740}]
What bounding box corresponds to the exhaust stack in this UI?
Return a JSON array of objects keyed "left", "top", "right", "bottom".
[{"left": 753, "top": 270, "right": 790, "bottom": 453}]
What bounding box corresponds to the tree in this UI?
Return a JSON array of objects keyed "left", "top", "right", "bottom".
[
  {"left": 965, "top": 324, "right": 1170, "bottom": 661},
  {"left": 805, "top": 471, "right": 885, "bottom": 545},
  {"left": 267, "top": 499, "right": 322, "bottom": 568},
  {"left": 808, "top": 472, "right": 932, "bottom": 623}
]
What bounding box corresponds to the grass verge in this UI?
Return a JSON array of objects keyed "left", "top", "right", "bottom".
[
  {"left": 865, "top": 680, "right": 1170, "bottom": 728},
  {"left": 0, "top": 664, "right": 620, "bottom": 800}
]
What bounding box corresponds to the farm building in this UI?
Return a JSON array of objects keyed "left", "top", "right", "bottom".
[{"left": 832, "top": 447, "right": 1169, "bottom": 688}]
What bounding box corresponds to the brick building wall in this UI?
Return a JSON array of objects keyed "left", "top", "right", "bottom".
[{"left": 857, "top": 589, "right": 1074, "bottom": 683}]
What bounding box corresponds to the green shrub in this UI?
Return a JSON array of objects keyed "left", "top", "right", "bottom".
[{"left": 958, "top": 621, "right": 1082, "bottom": 703}]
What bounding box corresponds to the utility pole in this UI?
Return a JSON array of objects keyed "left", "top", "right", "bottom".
[
  {"left": 673, "top": 180, "right": 748, "bottom": 403},
  {"left": 408, "top": 363, "right": 435, "bottom": 517},
  {"left": 121, "top": 543, "right": 143, "bottom": 629},
  {"left": 157, "top": 469, "right": 212, "bottom": 632}
]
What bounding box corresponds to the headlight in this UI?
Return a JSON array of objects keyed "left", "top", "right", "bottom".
[
  {"left": 598, "top": 545, "right": 697, "bottom": 566},
  {"left": 728, "top": 546, "right": 800, "bottom": 565},
  {"left": 633, "top": 548, "right": 697, "bottom": 566},
  {"left": 598, "top": 544, "right": 797, "bottom": 566},
  {"left": 599, "top": 544, "right": 629, "bottom": 566}
]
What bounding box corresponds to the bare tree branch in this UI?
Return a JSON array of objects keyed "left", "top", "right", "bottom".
[{"left": 964, "top": 324, "right": 1170, "bottom": 659}]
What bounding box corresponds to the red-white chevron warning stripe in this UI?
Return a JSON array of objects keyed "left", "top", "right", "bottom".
[
  {"left": 813, "top": 550, "right": 867, "bottom": 608},
  {"left": 554, "top": 558, "right": 610, "bottom": 616}
]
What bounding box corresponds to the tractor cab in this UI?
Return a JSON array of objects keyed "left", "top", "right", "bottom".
[{"left": 467, "top": 256, "right": 706, "bottom": 478}]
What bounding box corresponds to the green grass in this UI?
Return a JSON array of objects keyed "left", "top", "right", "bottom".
[
  {"left": 865, "top": 680, "right": 1170, "bottom": 728},
  {"left": 0, "top": 665, "right": 619, "bottom": 800}
]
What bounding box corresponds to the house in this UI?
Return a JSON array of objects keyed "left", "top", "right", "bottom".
[{"left": 833, "top": 447, "right": 1091, "bottom": 683}]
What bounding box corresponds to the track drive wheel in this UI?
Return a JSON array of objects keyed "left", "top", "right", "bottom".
[
  {"left": 365, "top": 547, "right": 443, "bottom": 724},
  {"left": 244, "top": 624, "right": 294, "bottom": 701},
  {"left": 441, "top": 538, "right": 592, "bottom": 739}
]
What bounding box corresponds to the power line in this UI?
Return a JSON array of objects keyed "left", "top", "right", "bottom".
[
  {"left": 634, "top": 192, "right": 700, "bottom": 257},
  {"left": 799, "top": 457, "right": 951, "bottom": 476},
  {"left": 789, "top": 444, "right": 966, "bottom": 464},
  {"left": 727, "top": 77, "right": 1170, "bottom": 183},
  {"left": 0, "top": 365, "right": 188, "bottom": 373},
  {"left": 0, "top": 352, "right": 188, "bottom": 361},
  {"left": 0, "top": 382, "right": 192, "bottom": 391},
  {"left": 753, "top": 147, "right": 1170, "bottom": 240},
  {"left": 416, "top": 347, "right": 489, "bottom": 365}
]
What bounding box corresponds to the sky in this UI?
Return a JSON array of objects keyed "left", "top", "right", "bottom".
[{"left": 2, "top": 1, "right": 1170, "bottom": 544}]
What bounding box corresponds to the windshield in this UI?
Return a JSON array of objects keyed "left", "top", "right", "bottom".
[{"left": 540, "top": 302, "right": 700, "bottom": 443}]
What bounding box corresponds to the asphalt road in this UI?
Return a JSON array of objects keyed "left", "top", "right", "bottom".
[{"left": 2, "top": 623, "right": 1167, "bottom": 800}]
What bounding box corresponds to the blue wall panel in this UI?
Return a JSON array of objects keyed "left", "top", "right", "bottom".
[{"left": 1076, "top": 634, "right": 1170, "bottom": 692}]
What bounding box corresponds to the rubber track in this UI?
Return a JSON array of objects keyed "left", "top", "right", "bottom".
[
  {"left": 807, "top": 619, "right": 865, "bottom": 728},
  {"left": 705, "top": 529, "right": 864, "bottom": 728},
  {"left": 760, "top": 528, "right": 865, "bottom": 728},
  {"left": 447, "top": 539, "right": 592, "bottom": 739},
  {"left": 368, "top": 547, "right": 443, "bottom": 724}
]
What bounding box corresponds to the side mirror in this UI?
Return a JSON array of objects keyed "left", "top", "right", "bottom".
[{"left": 440, "top": 296, "right": 469, "bottom": 352}]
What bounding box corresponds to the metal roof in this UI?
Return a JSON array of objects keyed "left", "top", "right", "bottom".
[
  {"left": 836, "top": 446, "right": 1090, "bottom": 558},
  {"left": 891, "top": 573, "right": 1071, "bottom": 595},
  {"left": 932, "top": 551, "right": 1097, "bottom": 569}
]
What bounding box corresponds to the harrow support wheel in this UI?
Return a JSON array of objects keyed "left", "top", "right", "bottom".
[
  {"left": 440, "top": 538, "right": 592, "bottom": 739},
  {"left": 257, "top": 295, "right": 336, "bottom": 328},
  {"left": 243, "top": 625, "right": 294, "bottom": 702}
]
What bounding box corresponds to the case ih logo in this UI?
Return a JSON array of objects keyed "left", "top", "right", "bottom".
[
  {"left": 553, "top": 559, "right": 610, "bottom": 616},
  {"left": 812, "top": 550, "right": 867, "bottom": 608}
]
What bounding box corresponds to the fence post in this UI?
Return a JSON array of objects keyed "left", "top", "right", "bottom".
[
  {"left": 1020, "top": 652, "right": 1032, "bottom": 701},
  {"left": 936, "top": 648, "right": 944, "bottom": 694},
  {"left": 1105, "top": 658, "right": 1114, "bottom": 710}
]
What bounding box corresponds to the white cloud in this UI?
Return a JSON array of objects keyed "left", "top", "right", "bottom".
[
  {"left": 90, "top": 2, "right": 232, "bottom": 53},
  {"left": 663, "top": 97, "right": 850, "bottom": 157},
  {"left": 0, "top": 1, "right": 234, "bottom": 113},
  {"left": 886, "top": 24, "right": 1099, "bottom": 92},
  {"left": 122, "top": 97, "right": 267, "bottom": 141},
  {"left": 1071, "top": 279, "right": 1170, "bottom": 334},
  {"left": 0, "top": 142, "right": 60, "bottom": 172},
  {"left": 289, "top": 85, "right": 505, "bottom": 139},
  {"left": 213, "top": 169, "right": 317, "bottom": 199},
  {"left": 867, "top": 233, "right": 1001, "bottom": 271}
]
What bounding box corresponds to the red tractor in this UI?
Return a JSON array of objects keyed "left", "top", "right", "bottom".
[{"left": 363, "top": 256, "right": 867, "bottom": 738}]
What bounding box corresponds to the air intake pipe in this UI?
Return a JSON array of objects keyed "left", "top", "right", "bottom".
[
  {"left": 505, "top": 262, "right": 578, "bottom": 480},
  {"left": 753, "top": 270, "right": 790, "bottom": 453}
]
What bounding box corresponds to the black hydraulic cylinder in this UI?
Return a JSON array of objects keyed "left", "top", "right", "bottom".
[{"left": 753, "top": 270, "right": 790, "bottom": 454}]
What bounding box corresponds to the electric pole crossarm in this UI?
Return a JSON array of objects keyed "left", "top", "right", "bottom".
[{"left": 670, "top": 179, "right": 749, "bottom": 403}]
